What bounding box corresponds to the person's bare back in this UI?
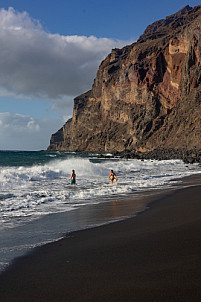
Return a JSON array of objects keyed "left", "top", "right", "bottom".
[{"left": 70, "top": 170, "right": 76, "bottom": 184}]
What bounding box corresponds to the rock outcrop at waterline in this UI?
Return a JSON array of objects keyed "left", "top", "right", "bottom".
[{"left": 47, "top": 5, "right": 201, "bottom": 162}]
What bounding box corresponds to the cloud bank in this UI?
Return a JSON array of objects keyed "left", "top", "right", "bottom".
[
  {"left": 0, "top": 7, "right": 129, "bottom": 101},
  {"left": 0, "top": 112, "right": 61, "bottom": 150},
  {"left": 0, "top": 7, "right": 132, "bottom": 150}
]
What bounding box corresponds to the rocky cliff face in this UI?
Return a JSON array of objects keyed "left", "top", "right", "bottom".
[{"left": 48, "top": 5, "right": 201, "bottom": 158}]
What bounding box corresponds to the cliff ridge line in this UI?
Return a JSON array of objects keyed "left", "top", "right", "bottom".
[{"left": 47, "top": 6, "right": 201, "bottom": 162}]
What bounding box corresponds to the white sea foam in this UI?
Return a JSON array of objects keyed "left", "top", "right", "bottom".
[
  {"left": 0, "top": 156, "right": 201, "bottom": 229},
  {"left": 0, "top": 153, "right": 201, "bottom": 273}
]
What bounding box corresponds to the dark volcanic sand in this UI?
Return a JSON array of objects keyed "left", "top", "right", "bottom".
[{"left": 0, "top": 185, "right": 201, "bottom": 302}]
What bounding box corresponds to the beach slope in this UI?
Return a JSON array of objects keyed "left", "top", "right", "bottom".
[{"left": 0, "top": 185, "right": 201, "bottom": 302}]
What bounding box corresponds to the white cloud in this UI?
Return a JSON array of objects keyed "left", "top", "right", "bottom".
[
  {"left": 0, "top": 8, "right": 134, "bottom": 151},
  {"left": 0, "top": 7, "right": 131, "bottom": 104},
  {"left": 0, "top": 112, "right": 39, "bottom": 133},
  {"left": 0, "top": 112, "right": 61, "bottom": 150}
]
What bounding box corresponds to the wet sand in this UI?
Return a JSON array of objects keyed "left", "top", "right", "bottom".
[{"left": 0, "top": 184, "right": 201, "bottom": 302}]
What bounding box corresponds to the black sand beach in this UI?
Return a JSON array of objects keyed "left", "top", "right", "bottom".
[{"left": 0, "top": 184, "right": 201, "bottom": 302}]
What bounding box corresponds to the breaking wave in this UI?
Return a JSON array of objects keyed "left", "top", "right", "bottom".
[{"left": 1, "top": 153, "right": 201, "bottom": 229}]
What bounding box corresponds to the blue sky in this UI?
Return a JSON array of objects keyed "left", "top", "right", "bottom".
[{"left": 0, "top": 0, "right": 200, "bottom": 150}]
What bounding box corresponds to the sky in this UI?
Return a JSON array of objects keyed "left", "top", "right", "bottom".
[{"left": 0, "top": 0, "right": 200, "bottom": 150}]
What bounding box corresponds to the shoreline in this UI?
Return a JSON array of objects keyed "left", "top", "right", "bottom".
[
  {"left": 46, "top": 148, "right": 201, "bottom": 164},
  {"left": 0, "top": 173, "right": 200, "bottom": 275},
  {"left": 0, "top": 177, "right": 201, "bottom": 301},
  {"left": 0, "top": 185, "right": 170, "bottom": 274}
]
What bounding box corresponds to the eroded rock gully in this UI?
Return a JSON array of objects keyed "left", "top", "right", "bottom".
[{"left": 48, "top": 5, "right": 201, "bottom": 162}]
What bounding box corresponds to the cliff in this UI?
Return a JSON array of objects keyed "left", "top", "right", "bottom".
[{"left": 47, "top": 5, "right": 201, "bottom": 161}]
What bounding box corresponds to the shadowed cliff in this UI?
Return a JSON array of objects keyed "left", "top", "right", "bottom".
[{"left": 47, "top": 5, "right": 201, "bottom": 161}]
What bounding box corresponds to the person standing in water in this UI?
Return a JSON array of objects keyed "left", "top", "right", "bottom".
[
  {"left": 70, "top": 169, "right": 76, "bottom": 185},
  {"left": 109, "top": 169, "right": 117, "bottom": 184}
]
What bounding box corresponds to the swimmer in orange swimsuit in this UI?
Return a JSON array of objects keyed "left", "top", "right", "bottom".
[{"left": 109, "top": 169, "right": 117, "bottom": 184}]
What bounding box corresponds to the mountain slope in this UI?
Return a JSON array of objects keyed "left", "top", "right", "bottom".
[{"left": 47, "top": 5, "right": 201, "bottom": 161}]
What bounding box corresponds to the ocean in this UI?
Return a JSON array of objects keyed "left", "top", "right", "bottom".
[{"left": 0, "top": 150, "right": 201, "bottom": 272}]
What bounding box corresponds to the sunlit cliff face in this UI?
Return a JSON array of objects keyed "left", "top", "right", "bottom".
[{"left": 48, "top": 6, "right": 201, "bottom": 153}]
